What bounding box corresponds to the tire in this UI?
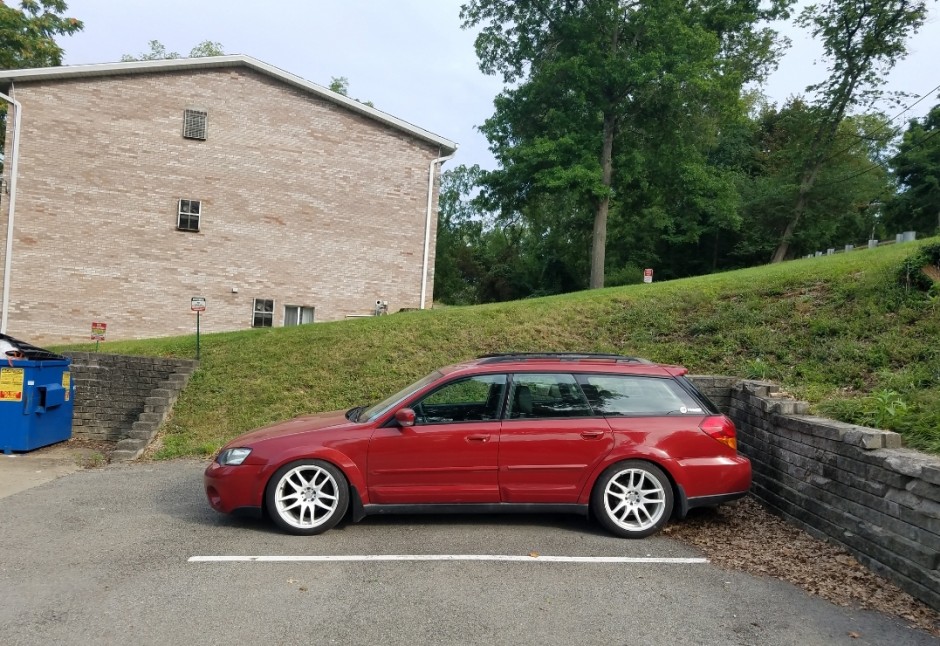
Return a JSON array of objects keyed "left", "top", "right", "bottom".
[
  {"left": 591, "top": 460, "right": 674, "bottom": 538},
  {"left": 265, "top": 459, "right": 349, "bottom": 535}
]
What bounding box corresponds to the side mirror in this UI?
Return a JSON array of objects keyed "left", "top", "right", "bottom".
[{"left": 395, "top": 408, "right": 416, "bottom": 428}]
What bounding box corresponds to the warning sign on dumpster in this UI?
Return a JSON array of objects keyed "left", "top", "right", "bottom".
[
  {"left": 62, "top": 371, "right": 71, "bottom": 401},
  {"left": 0, "top": 367, "right": 24, "bottom": 402}
]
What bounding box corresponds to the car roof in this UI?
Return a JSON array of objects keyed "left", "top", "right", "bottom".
[{"left": 439, "top": 353, "right": 687, "bottom": 378}]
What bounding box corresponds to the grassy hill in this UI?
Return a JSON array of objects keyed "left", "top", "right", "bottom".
[{"left": 56, "top": 239, "right": 940, "bottom": 457}]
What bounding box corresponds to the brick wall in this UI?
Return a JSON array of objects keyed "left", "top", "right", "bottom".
[
  {"left": 690, "top": 375, "right": 940, "bottom": 611},
  {"left": 66, "top": 352, "right": 197, "bottom": 443},
  {"left": 1, "top": 67, "right": 448, "bottom": 343}
]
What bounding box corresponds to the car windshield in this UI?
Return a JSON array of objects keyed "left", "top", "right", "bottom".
[{"left": 356, "top": 371, "right": 443, "bottom": 422}]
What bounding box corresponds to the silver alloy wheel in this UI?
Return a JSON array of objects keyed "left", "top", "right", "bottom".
[
  {"left": 603, "top": 467, "right": 667, "bottom": 532},
  {"left": 273, "top": 464, "right": 341, "bottom": 529}
]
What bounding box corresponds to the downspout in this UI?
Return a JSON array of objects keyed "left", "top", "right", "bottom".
[
  {"left": 420, "top": 151, "right": 455, "bottom": 310},
  {"left": 0, "top": 86, "right": 21, "bottom": 334}
]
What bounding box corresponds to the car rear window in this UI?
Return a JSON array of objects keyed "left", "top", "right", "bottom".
[{"left": 576, "top": 375, "right": 705, "bottom": 416}]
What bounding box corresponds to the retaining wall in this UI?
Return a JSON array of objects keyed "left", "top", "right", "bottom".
[
  {"left": 690, "top": 375, "right": 940, "bottom": 611},
  {"left": 65, "top": 353, "right": 198, "bottom": 459}
]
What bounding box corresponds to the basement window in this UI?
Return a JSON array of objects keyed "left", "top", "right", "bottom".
[
  {"left": 177, "top": 199, "right": 201, "bottom": 232},
  {"left": 253, "top": 299, "right": 274, "bottom": 328},
  {"left": 284, "top": 305, "right": 315, "bottom": 326},
  {"left": 183, "top": 109, "right": 208, "bottom": 140}
]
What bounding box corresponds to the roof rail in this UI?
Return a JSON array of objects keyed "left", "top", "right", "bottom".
[{"left": 477, "top": 352, "right": 651, "bottom": 364}]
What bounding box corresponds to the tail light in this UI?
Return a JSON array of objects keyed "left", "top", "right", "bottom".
[{"left": 700, "top": 415, "right": 737, "bottom": 450}]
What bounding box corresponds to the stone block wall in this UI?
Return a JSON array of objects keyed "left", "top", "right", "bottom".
[
  {"left": 692, "top": 376, "right": 940, "bottom": 611},
  {"left": 65, "top": 353, "right": 198, "bottom": 456}
]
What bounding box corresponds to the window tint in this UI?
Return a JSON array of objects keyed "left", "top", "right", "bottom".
[
  {"left": 507, "top": 373, "right": 593, "bottom": 419},
  {"left": 578, "top": 375, "right": 704, "bottom": 416},
  {"left": 414, "top": 375, "right": 507, "bottom": 425}
]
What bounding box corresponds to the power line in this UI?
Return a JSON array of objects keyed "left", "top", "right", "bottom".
[
  {"left": 819, "top": 81, "right": 940, "bottom": 164},
  {"left": 816, "top": 126, "right": 940, "bottom": 188}
]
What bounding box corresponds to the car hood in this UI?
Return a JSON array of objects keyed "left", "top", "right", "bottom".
[{"left": 228, "top": 410, "right": 352, "bottom": 447}]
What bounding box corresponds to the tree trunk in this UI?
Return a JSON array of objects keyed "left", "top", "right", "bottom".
[
  {"left": 590, "top": 113, "right": 616, "bottom": 289},
  {"left": 771, "top": 152, "right": 825, "bottom": 263}
]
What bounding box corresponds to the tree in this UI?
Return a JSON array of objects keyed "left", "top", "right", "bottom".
[
  {"left": 327, "top": 75, "right": 373, "bottom": 108},
  {"left": 0, "top": 0, "right": 82, "bottom": 69},
  {"left": 733, "top": 102, "right": 893, "bottom": 262},
  {"left": 461, "top": 0, "right": 792, "bottom": 288},
  {"left": 770, "top": 0, "right": 929, "bottom": 262},
  {"left": 0, "top": 0, "right": 82, "bottom": 171},
  {"left": 885, "top": 105, "right": 940, "bottom": 236},
  {"left": 121, "top": 39, "right": 224, "bottom": 62}
]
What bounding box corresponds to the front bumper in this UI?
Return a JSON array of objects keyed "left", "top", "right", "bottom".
[{"left": 204, "top": 461, "right": 265, "bottom": 514}]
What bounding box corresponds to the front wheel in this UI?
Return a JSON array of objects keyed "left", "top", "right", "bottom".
[
  {"left": 265, "top": 460, "right": 349, "bottom": 535},
  {"left": 592, "top": 460, "right": 673, "bottom": 538}
]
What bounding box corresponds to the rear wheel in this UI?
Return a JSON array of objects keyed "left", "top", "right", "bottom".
[
  {"left": 265, "top": 460, "right": 349, "bottom": 535},
  {"left": 592, "top": 460, "right": 673, "bottom": 538}
]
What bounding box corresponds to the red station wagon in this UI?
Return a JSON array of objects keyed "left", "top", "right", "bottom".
[{"left": 204, "top": 353, "right": 751, "bottom": 538}]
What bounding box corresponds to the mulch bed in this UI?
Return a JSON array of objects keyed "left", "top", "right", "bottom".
[{"left": 664, "top": 497, "right": 940, "bottom": 637}]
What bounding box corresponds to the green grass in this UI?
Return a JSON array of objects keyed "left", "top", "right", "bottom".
[{"left": 54, "top": 239, "right": 940, "bottom": 457}]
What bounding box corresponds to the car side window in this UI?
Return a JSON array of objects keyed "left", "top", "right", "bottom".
[
  {"left": 577, "top": 375, "right": 704, "bottom": 416},
  {"left": 507, "top": 373, "right": 593, "bottom": 419},
  {"left": 412, "top": 374, "right": 507, "bottom": 425}
]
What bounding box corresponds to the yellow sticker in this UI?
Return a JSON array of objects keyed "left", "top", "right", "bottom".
[
  {"left": 0, "top": 367, "right": 25, "bottom": 402},
  {"left": 63, "top": 371, "right": 71, "bottom": 401}
]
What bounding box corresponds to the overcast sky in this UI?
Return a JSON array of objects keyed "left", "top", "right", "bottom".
[{"left": 58, "top": 0, "right": 940, "bottom": 171}]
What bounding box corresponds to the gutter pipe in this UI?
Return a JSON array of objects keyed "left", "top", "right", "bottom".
[
  {"left": 0, "top": 87, "right": 21, "bottom": 334},
  {"left": 420, "top": 151, "right": 456, "bottom": 310}
]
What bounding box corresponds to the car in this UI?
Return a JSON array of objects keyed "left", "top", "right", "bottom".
[{"left": 204, "top": 352, "right": 751, "bottom": 538}]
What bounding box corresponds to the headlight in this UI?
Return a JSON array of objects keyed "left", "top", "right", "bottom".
[{"left": 217, "top": 447, "right": 252, "bottom": 466}]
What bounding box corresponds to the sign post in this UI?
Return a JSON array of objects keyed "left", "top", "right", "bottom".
[
  {"left": 191, "top": 297, "right": 206, "bottom": 360},
  {"left": 90, "top": 321, "right": 107, "bottom": 352},
  {"left": 643, "top": 268, "right": 654, "bottom": 284}
]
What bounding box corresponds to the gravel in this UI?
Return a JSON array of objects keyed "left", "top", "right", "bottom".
[{"left": 663, "top": 496, "right": 940, "bottom": 637}]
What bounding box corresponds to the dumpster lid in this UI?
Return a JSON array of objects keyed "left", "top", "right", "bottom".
[{"left": 0, "top": 334, "right": 67, "bottom": 361}]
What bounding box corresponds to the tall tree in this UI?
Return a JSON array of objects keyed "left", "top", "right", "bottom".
[
  {"left": 461, "top": 0, "right": 792, "bottom": 288},
  {"left": 0, "top": 0, "right": 82, "bottom": 69},
  {"left": 885, "top": 105, "right": 940, "bottom": 235},
  {"left": 734, "top": 101, "right": 893, "bottom": 262},
  {"left": 121, "top": 40, "right": 224, "bottom": 62},
  {"left": 770, "top": 0, "right": 929, "bottom": 262}
]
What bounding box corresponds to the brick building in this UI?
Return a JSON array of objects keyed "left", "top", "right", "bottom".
[{"left": 0, "top": 55, "right": 457, "bottom": 343}]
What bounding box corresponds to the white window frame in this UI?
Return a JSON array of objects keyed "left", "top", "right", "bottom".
[
  {"left": 252, "top": 298, "right": 274, "bottom": 328},
  {"left": 284, "top": 305, "right": 315, "bottom": 326},
  {"left": 177, "top": 199, "right": 201, "bottom": 232}
]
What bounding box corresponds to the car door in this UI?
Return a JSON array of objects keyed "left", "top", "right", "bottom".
[
  {"left": 367, "top": 374, "right": 506, "bottom": 504},
  {"left": 498, "top": 373, "right": 613, "bottom": 503}
]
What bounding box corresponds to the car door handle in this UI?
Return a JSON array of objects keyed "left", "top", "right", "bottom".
[
  {"left": 580, "top": 431, "right": 604, "bottom": 439},
  {"left": 467, "top": 434, "right": 491, "bottom": 443}
]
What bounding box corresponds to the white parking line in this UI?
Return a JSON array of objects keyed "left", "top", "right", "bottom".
[{"left": 189, "top": 555, "right": 708, "bottom": 564}]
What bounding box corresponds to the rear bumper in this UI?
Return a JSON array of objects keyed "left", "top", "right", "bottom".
[{"left": 669, "top": 454, "right": 751, "bottom": 519}]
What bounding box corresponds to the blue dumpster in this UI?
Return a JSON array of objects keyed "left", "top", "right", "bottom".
[{"left": 0, "top": 335, "right": 75, "bottom": 454}]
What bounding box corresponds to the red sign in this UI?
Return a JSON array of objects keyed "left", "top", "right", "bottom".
[
  {"left": 91, "top": 321, "right": 107, "bottom": 341},
  {"left": 191, "top": 296, "right": 207, "bottom": 312},
  {"left": 643, "top": 268, "right": 653, "bottom": 284}
]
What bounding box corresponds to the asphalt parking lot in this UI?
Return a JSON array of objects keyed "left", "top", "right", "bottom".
[{"left": 0, "top": 460, "right": 936, "bottom": 646}]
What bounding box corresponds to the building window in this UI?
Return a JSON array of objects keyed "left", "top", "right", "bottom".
[
  {"left": 284, "top": 305, "right": 315, "bottom": 326},
  {"left": 253, "top": 299, "right": 274, "bottom": 327},
  {"left": 183, "top": 109, "right": 208, "bottom": 140},
  {"left": 177, "top": 199, "right": 201, "bottom": 232}
]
